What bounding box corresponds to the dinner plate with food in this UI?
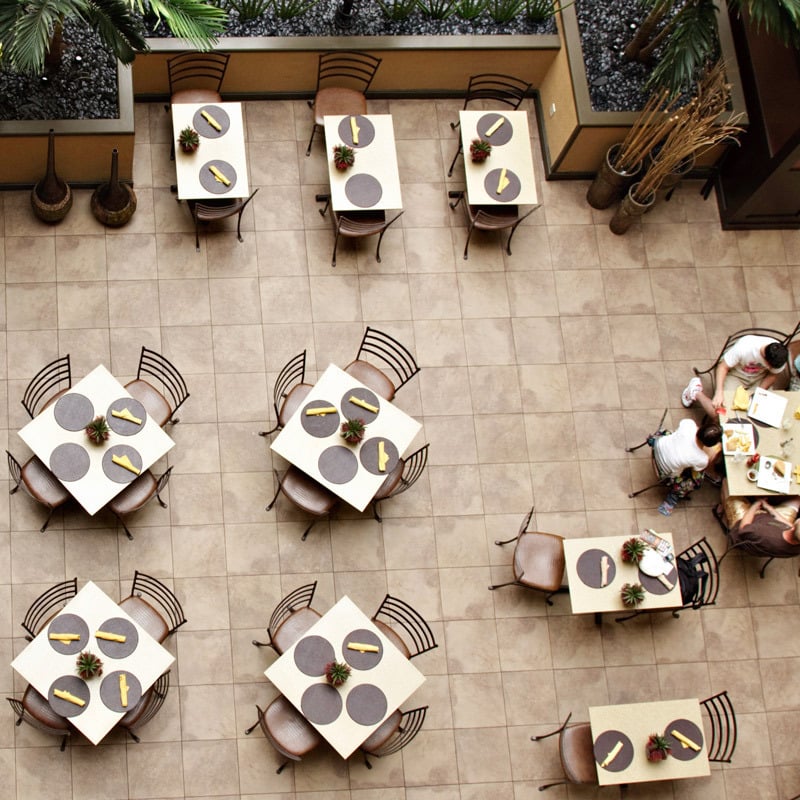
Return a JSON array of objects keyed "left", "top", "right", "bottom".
[
  {"left": 722, "top": 422, "right": 755, "bottom": 456},
  {"left": 756, "top": 457, "right": 792, "bottom": 493}
]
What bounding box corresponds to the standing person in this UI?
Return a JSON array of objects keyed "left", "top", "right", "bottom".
[{"left": 681, "top": 336, "right": 788, "bottom": 417}]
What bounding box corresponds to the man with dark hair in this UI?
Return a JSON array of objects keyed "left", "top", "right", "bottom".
[{"left": 682, "top": 335, "right": 788, "bottom": 417}]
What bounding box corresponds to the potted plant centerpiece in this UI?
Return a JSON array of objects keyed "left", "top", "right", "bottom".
[
  {"left": 341, "top": 418, "right": 367, "bottom": 444},
  {"left": 332, "top": 143, "right": 355, "bottom": 171},
  {"left": 85, "top": 415, "right": 110, "bottom": 445},
  {"left": 646, "top": 733, "right": 672, "bottom": 762},
  {"left": 178, "top": 126, "right": 200, "bottom": 154},
  {"left": 469, "top": 139, "right": 492, "bottom": 163},
  {"left": 325, "top": 661, "right": 351, "bottom": 687},
  {"left": 621, "top": 537, "right": 647, "bottom": 566},
  {"left": 620, "top": 582, "right": 646, "bottom": 608},
  {"left": 76, "top": 651, "right": 103, "bottom": 680}
]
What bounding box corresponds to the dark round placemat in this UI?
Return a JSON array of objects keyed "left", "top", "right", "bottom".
[
  {"left": 300, "top": 400, "right": 341, "bottom": 438},
  {"left": 638, "top": 563, "right": 679, "bottom": 595},
  {"left": 725, "top": 417, "right": 760, "bottom": 445},
  {"left": 48, "top": 614, "right": 89, "bottom": 655},
  {"left": 340, "top": 388, "right": 380, "bottom": 422},
  {"left": 294, "top": 635, "right": 336, "bottom": 677},
  {"left": 337, "top": 115, "right": 376, "bottom": 149},
  {"left": 341, "top": 629, "right": 383, "bottom": 670},
  {"left": 593, "top": 730, "right": 634, "bottom": 772},
  {"left": 102, "top": 445, "right": 143, "bottom": 484},
  {"left": 95, "top": 617, "right": 139, "bottom": 659},
  {"left": 576, "top": 548, "right": 616, "bottom": 589},
  {"left": 199, "top": 160, "right": 237, "bottom": 194},
  {"left": 99, "top": 671, "right": 142, "bottom": 713},
  {"left": 106, "top": 398, "right": 148, "bottom": 437},
  {"left": 359, "top": 437, "right": 399, "bottom": 477},
  {"left": 344, "top": 174, "right": 382, "bottom": 208},
  {"left": 301, "top": 683, "right": 343, "bottom": 725},
  {"left": 54, "top": 393, "right": 94, "bottom": 432},
  {"left": 193, "top": 105, "right": 230, "bottom": 139},
  {"left": 48, "top": 675, "right": 91, "bottom": 718},
  {"left": 476, "top": 112, "right": 514, "bottom": 146},
  {"left": 483, "top": 168, "right": 521, "bottom": 203},
  {"left": 50, "top": 442, "right": 91, "bottom": 482},
  {"left": 346, "top": 683, "right": 387, "bottom": 726},
  {"left": 318, "top": 446, "right": 359, "bottom": 485},
  {"left": 663, "top": 718, "right": 704, "bottom": 761}
]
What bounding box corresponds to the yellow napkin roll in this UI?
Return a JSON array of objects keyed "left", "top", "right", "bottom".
[
  {"left": 349, "top": 395, "right": 378, "bottom": 413},
  {"left": 378, "top": 440, "right": 389, "bottom": 472},
  {"left": 49, "top": 633, "right": 80, "bottom": 642},
  {"left": 350, "top": 116, "right": 360, "bottom": 145},
  {"left": 119, "top": 673, "right": 129, "bottom": 708},
  {"left": 496, "top": 167, "right": 510, "bottom": 195},
  {"left": 209, "top": 165, "right": 231, "bottom": 186},
  {"left": 485, "top": 117, "right": 505, "bottom": 136},
  {"left": 600, "top": 740, "right": 623, "bottom": 768},
  {"left": 347, "top": 642, "right": 380, "bottom": 653},
  {"left": 201, "top": 110, "right": 222, "bottom": 131},
  {"left": 306, "top": 406, "right": 338, "bottom": 416},
  {"left": 54, "top": 689, "right": 85, "bottom": 707},
  {"left": 600, "top": 555, "right": 610, "bottom": 588},
  {"left": 111, "top": 454, "right": 141, "bottom": 475},
  {"left": 670, "top": 729, "right": 701, "bottom": 751},
  {"left": 112, "top": 408, "right": 142, "bottom": 425},
  {"left": 95, "top": 630, "right": 127, "bottom": 643},
  {"left": 733, "top": 385, "right": 750, "bottom": 411},
  {"left": 793, "top": 465, "right": 800, "bottom": 483},
  {"left": 795, "top": 405, "right": 800, "bottom": 420}
]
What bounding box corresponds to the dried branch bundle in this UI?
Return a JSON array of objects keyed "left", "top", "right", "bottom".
[{"left": 613, "top": 89, "right": 682, "bottom": 173}]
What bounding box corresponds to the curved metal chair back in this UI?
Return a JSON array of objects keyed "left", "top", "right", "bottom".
[
  {"left": 449, "top": 194, "right": 535, "bottom": 259},
  {"left": 132, "top": 346, "right": 190, "bottom": 424},
  {"left": 316, "top": 50, "right": 382, "bottom": 94},
  {"left": 265, "top": 582, "right": 318, "bottom": 651},
  {"left": 7, "top": 690, "right": 70, "bottom": 751},
  {"left": 372, "top": 594, "right": 437, "bottom": 659},
  {"left": 349, "top": 326, "right": 420, "bottom": 396},
  {"left": 21, "top": 577, "right": 78, "bottom": 640},
  {"left": 531, "top": 712, "right": 598, "bottom": 791},
  {"left": 678, "top": 537, "right": 719, "bottom": 610},
  {"left": 167, "top": 52, "right": 229, "bottom": 100},
  {"left": 119, "top": 671, "right": 170, "bottom": 742},
  {"left": 328, "top": 209, "right": 403, "bottom": 268},
  {"left": 273, "top": 350, "right": 307, "bottom": 420},
  {"left": 21, "top": 355, "right": 71, "bottom": 418},
  {"left": 372, "top": 443, "right": 429, "bottom": 522},
  {"left": 701, "top": 690, "right": 737, "bottom": 762},
  {"left": 6, "top": 450, "right": 70, "bottom": 533},
  {"left": 190, "top": 188, "right": 259, "bottom": 252},
  {"left": 126, "top": 571, "right": 187, "bottom": 638},
  {"left": 362, "top": 705, "right": 428, "bottom": 763},
  {"left": 267, "top": 468, "right": 339, "bottom": 541},
  {"left": 108, "top": 467, "right": 173, "bottom": 541}
]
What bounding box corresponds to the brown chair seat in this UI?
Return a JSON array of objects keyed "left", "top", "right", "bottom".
[
  {"left": 373, "top": 458, "right": 405, "bottom": 501},
  {"left": 514, "top": 531, "right": 565, "bottom": 592},
  {"left": 281, "top": 467, "right": 339, "bottom": 516},
  {"left": 372, "top": 618, "right": 411, "bottom": 659},
  {"left": 108, "top": 471, "right": 158, "bottom": 516},
  {"left": 125, "top": 379, "right": 172, "bottom": 427},
  {"left": 23, "top": 685, "right": 70, "bottom": 730},
  {"left": 119, "top": 687, "right": 152, "bottom": 728},
  {"left": 560, "top": 723, "right": 597, "bottom": 785},
  {"left": 270, "top": 606, "right": 322, "bottom": 654},
  {"left": 119, "top": 595, "right": 170, "bottom": 643},
  {"left": 344, "top": 360, "right": 396, "bottom": 401},
  {"left": 360, "top": 709, "right": 402, "bottom": 753},
  {"left": 263, "top": 694, "right": 322, "bottom": 759},
  {"left": 171, "top": 88, "right": 222, "bottom": 105},
  {"left": 21, "top": 457, "right": 70, "bottom": 507},
  {"left": 279, "top": 383, "right": 313, "bottom": 428},
  {"left": 313, "top": 86, "right": 367, "bottom": 124}
]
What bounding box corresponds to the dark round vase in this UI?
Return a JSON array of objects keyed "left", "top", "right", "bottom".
[
  {"left": 586, "top": 144, "right": 643, "bottom": 210},
  {"left": 31, "top": 129, "right": 73, "bottom": 223},
  {"left": 609, "top": 183, "right": 655, "bottom": 235},
  {"left": 91, "top": 148, "right": 137, "bottom": 227}
]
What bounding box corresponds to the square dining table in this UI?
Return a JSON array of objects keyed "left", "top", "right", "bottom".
[
  {"left": 265, "top": 595, "right": 425, "bottom": 758},
  {"left": 270, "top": 363, "right": 422, "bottom": 512},
  {"left": 322, "top": 114, "right": 402, "bottom": 212},
  {"left": 18, "top": 364, "right": 175, "bottom": 515},
  {"left": 589, "top": 698, "right": 710, "bottom": 785},
  {"left": 170, "top": 101, "right": 250, "bottom": 201},
  {"left": 11, "top": 581, "right": 175, "bottom": 745}
]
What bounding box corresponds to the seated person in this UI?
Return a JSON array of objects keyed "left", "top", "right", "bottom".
[
  {"left": 650, "top": 420, "right": 723, "bottom": 516},
  {"left": 682, "top": 336, "right": 788, "bottom": 417}
]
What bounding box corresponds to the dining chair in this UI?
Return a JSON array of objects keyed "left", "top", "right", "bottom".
[
  {"left": 117, "top": 671, "right": 171, "bottom": 742},
  {"left": 6, "top": 451, "right": 71, "bottom": 534},
  {"left": 20, "top": 577, "right": 78, "bottom": 640},
  {"left": 448, "top": 190, "right": 536, "bottom": 260},
  {"left": 488, "top": 506, "right": 567, "bottom": 604},
  {"left": 701, "top": 690, "right": 737, "bottom": 763},
  {"left": 371, "top": 594, "right": 437, "bottom": 659},
  {"left": 244, "top": 695, "right": 323, "bottom": 773},
  {"left": 360, "top": 705, "right": 428, "bottom": 768},
  {"left": 344, "top": 326, "right": 420, "bottom": 402},
  {"left": 530, "top": 712, "right": 599, "bottom": 792},
  {"left": 316, "top": 201, "right": 404, "bottom": 268},
  {"left": 167, "top": 52, "right": 229, "bottom": 104},
  {"left": 447, "top": 72, "right": 532, "bottom": 176},
  {"left": 106, "top": 467, "right": 173, "bottom": 541},
  {"left": 625, "top": 408, "right": 672, "bottom": 498},
  {"left": 7, "top": 686, "right": 71, "bottom": 751},
  {"left": 119, "top": 571, "right": 187, "bottom": 643},
  {"left": 125, "top": 346, "right": 190, "bottom": 426},
  {"left": 21, "top": 354, "right": 71, "bottom": 418},
  {"left": 252, "top": 581, "right": 322, "bottom": 655},
  {"left": 267, "top": 467, "right": 339, "bottom": 541},
  {"left": 306, "top": 50, "right": 382, "bottom": 156},
  {"left": 370, "top": 443, "right": 429, "bottom": 522},
  {"left": 259, "top": 350, "right": 313, "bottom": 438},
  {"left": 188, "top": 188, "right": 258, "bottom": 252}
]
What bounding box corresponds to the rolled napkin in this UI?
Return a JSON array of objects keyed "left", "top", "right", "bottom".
[
  {"left": 378, "top": 440, "right": 389, "bottom": 473},
  {"left": 793, "top": 464, "right": 800, "bottom": 483},
  {"left": 95, "top": 630, "right": 127, "bottom": 643},
  {"left": 733, "top": 385, "right": 750, "bottom": 411},
  {"left": 600, "top": 555, "right": 610, "bottom": 587},
  {"left": 49, "top": 633, "right": 81, "bottom": 642},
  {"left": 350, "top": 116, "right": 360, "bottom": 145},
  {"left": 111, "top": 454, "right": 141, "bottom": 475},
  {"left": 670, "top": 729, "right": 701, "bottom": 751},
  {"left": 112, "top": 408, "right": 142, "bottom": 425},
  {"left": 349, "top": 395, "right": 379, "bottom": 413},
  {"left": 599, "top": 740, "right": 623, "bottom": 768},
  {"left": 347, "top": 641, "right": 380, "bottom": 653},
  {"left": 201, "top": 109, "right": 222, "bottom": 131},
  {"left": 306, "top": 406, "right": 338, "bottom": 416},
  {"left": 496, "top": 167, "right": 510, "bottom": 195},
  {"left": 209, "top": 165, "right": 231, "bottom": 186},
  {"left": 794, "top": 405, "right": 800, "bottom": 420},
  {"left": 54, "top": 689, "right": 85, "bottom": 707},
  {"left": 119, "top": 673, "right": 129, "bottom": 708},
  {"left": 485, "top": 117, "right": 505, "bottom": 136}
]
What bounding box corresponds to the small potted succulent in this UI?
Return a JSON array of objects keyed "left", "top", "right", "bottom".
[
  {"left": 646, "top": 733, "right": 672, "bottom": 762},
  {"left": 85, "top": 415, "right": 110, "bottom": 445},
  {"left": 178, "top": 126, "right": 200, "bottom": 154},
  {"left": 470, "top": 139, "right": 492, "bottom": 163},
  {"left": 332, "top": 143, "right": 355, "bottom": 171},
  {"left": 621, "top": 536, "right": 647, "bottom": 565},
  {"left": 341, "top": 417, "right": 367, "bottom": 444},
  {"left": 76, "top": 651, "right": 103, "bottom": 680},
  {"left": 620, "top": 582, "right": 646, "bottom": 608},
  {"left": 324, "top": 661, "right": 351, "bottom": 688}
]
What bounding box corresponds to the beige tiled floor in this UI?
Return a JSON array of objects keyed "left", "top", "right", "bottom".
[{"left": 2, "top": 97, "right": 800, "bottom": 799}]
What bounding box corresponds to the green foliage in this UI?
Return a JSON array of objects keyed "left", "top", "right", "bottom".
[
  {"left": 224, "top": 0, "right": 271, "bottom": 21},
  {"left": 487, "top": 0, "right": 524, "bottom": 23},
  {"left": 131, "top": 0, "right": 227, "bottom": 48},
  {"left": 271, "top": 0, "right": 318, "bottom": 18},
  {"left": 376, "top": 0, "right": 417, "bottom": 19},
  {"left": 525, "top": 0, "right": 573, "bottom": 22},
  {"left": 417, "top": 0, "right": 457, "bottom": 19},
  {"left": 454, "top": 0, "right": 487, "bottom": 20}
]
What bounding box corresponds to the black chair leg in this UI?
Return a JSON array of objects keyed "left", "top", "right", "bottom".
[
  {"left": 244, "top": 719, "right": 260, "bottom": 735},
  {"left": 531, "top": 713, "right": 571, "bottom": 741},
  {"left": 372, "top": 501, "right": 382, "bottom": 523},
  {"left": 538, "top": 779, "right": 568, "bottom": 791},
  {"left": 251, "top": 638, "right": 272, "bottom": 648},
  {"left": 447, "top": 142, "right": 463, "bottom": 177},
  {"left": 276, "top": 760, "right": 289, "bottom": 774},
  {"left": 331, "top": 229, "right": 340, "bottom": 268},
  {"left": 301, "top": 519, "right": 318, "bottom": 541},
  {"left": 625, "top": 440, "right": 650, "bottom": 452},
  {"left": 259, "top": 423, "right": 279, "bottom": 437},
  {"left": 628, "top": 481, "right": 663, "bottom": 498},
  {"left": 306, "top": 117, "right": 319, "bottom": 156},
  {"left": 488, "top": 579, "right": 520, "bottom": 591},
  {"left": 316, "top": 194, "right": 330, "bottom": 216},
  {"left": 463, "top": 223, "right": 474, "bottom": 260},
  {"left": 448, "top": 190, "right": 464, "bottom": 209},
  {"left": 236, "top": 208, "right": 244, "bottom": 243},
  {"left": 60, "top": 734, "right": 68, "bottom": 751},
  {"left": 127, "top": 729, "right": 141, "bottom": 743},
  {"left": 266, "top": 481, "right": 282, "bottom": 512},
  {"left": 494, "top": 535, "right": 520, "bottom": 546},
  {"left": 759, "top": 556, "right": 775, "bottom": 579}
]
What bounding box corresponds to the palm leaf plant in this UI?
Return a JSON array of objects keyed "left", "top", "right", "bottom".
[
  {"left": 620, "top": 582, "right": 646, "bottom": 607},
  {"left": 454, "top": 0, "right": 487, "bottom": 20},
  {"left": 325, "top": 661, "right": 351, "bottom": 687},
  {"left": 376, "top": 0, "right": 418, "bottom": 20},
  {"left": 76, "top": 651, "right": 103, "bottom": 679}
]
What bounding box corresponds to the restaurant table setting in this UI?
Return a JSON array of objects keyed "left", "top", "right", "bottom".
[{"left": 11, "top": 581, "right": 175, "bottom": 744}]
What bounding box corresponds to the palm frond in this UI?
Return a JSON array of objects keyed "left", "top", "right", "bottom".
[
  {"left": 738, "top": 0, "right": 800, "bottom": 48},
  {"left": 130, "top": 0, "right": 227, "bottom": 48},
  {"left": 85, "top": 0, "right": 148, "bottom": 63}
]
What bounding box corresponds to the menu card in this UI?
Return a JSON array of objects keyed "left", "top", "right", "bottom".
[{"left": 749, "top": 388, "right": 788, "bottom": 428}]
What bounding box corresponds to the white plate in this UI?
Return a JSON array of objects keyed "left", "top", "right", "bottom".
[
  {"left": 639, "top": 548, "right": 669, "bottom": 577},
  {"left": 722, "top": 422, "right": 755, "bottom": 456}
]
